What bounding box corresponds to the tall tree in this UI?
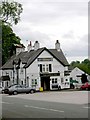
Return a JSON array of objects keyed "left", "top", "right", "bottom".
[
  {"left": 1, "top": 1, "right": 23, "bottom": 64},
  {"left": 1, "top": 1, "right": 23, "bottom": 25},
  {"left": 2, "top": 23, "right": 21, "bottom": 64}
]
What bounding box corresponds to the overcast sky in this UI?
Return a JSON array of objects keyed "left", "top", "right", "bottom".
[{"left": 12, "top": 0, "right": 88, "bottom": 63}]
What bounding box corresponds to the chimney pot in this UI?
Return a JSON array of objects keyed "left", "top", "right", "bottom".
[
  {"left": 34, "top": 41, "right": 40, "bottom": 50},
  {"left": 27, "top": 41, "right": 32, "bottom": 51},
  {"left": 55, "top": 40, "right": 60, "bottom": 51}
]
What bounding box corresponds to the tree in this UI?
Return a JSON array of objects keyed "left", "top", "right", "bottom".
[
  {"left": 1, "top": 1, "right": 23, "bottom": 65},
  {"left": 70, "top": 59, "right": 90, "bottom": 75},
  {"left": 2, "top": 23, "right": 21, "bottom": 64},
  {"left": 1, "top": 1, "right": 23, "bottom": 25}
]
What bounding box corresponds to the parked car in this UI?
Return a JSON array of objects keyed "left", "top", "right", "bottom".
[
  {"left": 0, "top": 87, "right": 3, "bottom": 94},
  {"left": 70, "top": 79, "right": 78, "bottom": 89},
  {"left": 1, "top": 86, "right": 9, "bottom": 94},
  {"left": 7, "top": 85, "right": 36, "bottom": 95},
  {"left": 75, "top": 83, "right": 84, "bottom": 89},
  {"left": 2, "top": 84, "right": 20, "bottom": 94},
  {"left": 80, "top": 82, "right": 90, "bottom": 90}
]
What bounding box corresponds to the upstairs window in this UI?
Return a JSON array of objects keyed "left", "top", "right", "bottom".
[
  {"left": 39, "top": 64, "right": 52, "bottom": 72},
  {"left": 40, "top": 64, "right": 42, "bottom": 72},
  {"left": 49, "top": 64, "right": 52, "bottom": 72},
  {"left": 46, "top": 64, "right": 49, "bottom": 72},
  {"left": 42, "top": 65, "right": 45, "bottom": 72}
]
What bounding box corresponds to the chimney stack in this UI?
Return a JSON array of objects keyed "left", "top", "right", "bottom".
[
  {"left": 55, "top": 40, "right": 60, "bottom": 51},
  {"left": 34, "top": 41, "right": 40, "bottom": 50},
  {"left": 27, "top": 41, "right": 32, "bottom": 52},
  {"left": 14, "top": 44, "right": 25, "bottom": 55}
]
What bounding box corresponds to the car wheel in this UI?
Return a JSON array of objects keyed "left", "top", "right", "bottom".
[
  {"left": 30, "top": 89, "right": 35, "bottom": 94},
  {"left": 13, "top": 91, "right": 18, "bottom": 95},
  {"left": 86, "top": 88, "right": 88, "bottom": 91},
  {"left": 58, "top": 86, "right": 61, "bottom": 90},
  {"left": 80, "top": 87, "right": 82, "bottom": 90},
  {"left": 71, "top": 85, "right": 75, "bottom": 89}
]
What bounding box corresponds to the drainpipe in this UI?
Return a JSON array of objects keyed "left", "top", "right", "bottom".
[
  {"left": 16, "top": 66, "right": 20, "bottom": 85},
  {"left": 16, "top": 68, "right": 19, "bottom": 84},
  {"left": 13, "top": 68, "right": 14, "bottom": 84},
  {"left": 25, "top": 68, "right": 26, "bottom": 86}
]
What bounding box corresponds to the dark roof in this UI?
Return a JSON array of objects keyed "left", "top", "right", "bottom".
[
  {"left": 49, "top": 49, "right": 69, "bottom": 66},
  {"left": 68, "top": 65, "right": 74, "bottom": 71},
  {"left": 2, "top": 51, "right": 27, "bottom": 70},
  {"left": 24, "top": 47, "right": 69, "bottom": 68},
  {"left": 24, "top": 48, "right": 46, "bottom": 68},
  {"left": 2, "top": 54, "right": 16, "bottom": 70},
  {"left": 2, "top": 47, "right": 69, "bottom": 69}
]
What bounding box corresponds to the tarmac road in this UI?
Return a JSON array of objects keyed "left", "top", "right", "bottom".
[{"left": 1, "top": 91, "right": 89, "bottom": 119}]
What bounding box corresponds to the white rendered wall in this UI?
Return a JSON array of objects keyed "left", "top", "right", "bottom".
[
  {"left": 26, "top": 50, "right": 66, "bottom": 90},
  {"left": 19, "top": 62, "right": 26, "bottom": 85},
  {"left": 69, "top": 67, "right": 85, "bottom": 83}
]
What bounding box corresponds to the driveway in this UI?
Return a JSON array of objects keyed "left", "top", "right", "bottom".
[{"left": 6, "top": 91, "right": 89, "bottom": 105}]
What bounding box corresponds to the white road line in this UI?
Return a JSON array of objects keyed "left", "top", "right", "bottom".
[
  {"left": 0, "top": 102, "right": 12, "bottom": 104},
  {"left": 24, "top": 105, "right": 64, "bottom": 113},
  {"left": 83, "top": 106, "right": 90, "bottom": 109}
]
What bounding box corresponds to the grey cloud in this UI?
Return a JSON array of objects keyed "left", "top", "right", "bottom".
[
  {"left": 62, "top": 31, "right": 74, "bottom": 39},
  {"left": 13, "top": 0, "right": 88, "bottom": 59},
  {"left": 66, "top": 45, "right": 88, "bottom": 57},
  {"left": 79, "top": 34, "right": 88, "bottom": 43},
  {"left": 19, "top": 1, "right": 88, "bottom": 25},
  {"left": 13, "top": 26, "right": 51, "bottom": 47},
  {"left": 63, "top": 34, "right": 88, "bottom": 57}
]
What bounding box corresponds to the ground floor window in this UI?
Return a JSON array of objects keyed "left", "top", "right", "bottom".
[
  {"left": 6, "top": 81, "right": 9, "bottom": 87},
  {"left": 61, "top": 78, "right": 64, "bottom": 83},
  {"left": 32, "top": 79, "right": 37, "bottom": 86},
  {"left": 2, "top": 81, "right": 4, "bottom": 87},
  {"left": 0, "top": 82, "right": 1, "bottom": 87},
  {"left": 51, "top": 78, "right": 58, "bottom": 89},
  {"left": 21, "top": 81, "right": 23, "bottom": 85},
  {"left": 51, "top": 78, "right": 58, "bottom": 84}
]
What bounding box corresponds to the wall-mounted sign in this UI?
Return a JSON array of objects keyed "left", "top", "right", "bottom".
[{"left": 40, "top": 72, "right": 60, "bottom": 77}]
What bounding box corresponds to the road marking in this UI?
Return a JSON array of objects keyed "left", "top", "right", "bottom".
[
  {"left": 24, "top": 105, "right": 64, "bottom": 113},
  {"left": 83, "top": 106, "right": 90, "bottom": 109},
  {"left": 0, "top": 102, "right": 12, "bottom": 104}
]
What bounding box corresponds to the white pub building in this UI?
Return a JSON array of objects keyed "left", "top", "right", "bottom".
[{"left": 0, "top": 40, "right": 70, "bottom": 91}]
